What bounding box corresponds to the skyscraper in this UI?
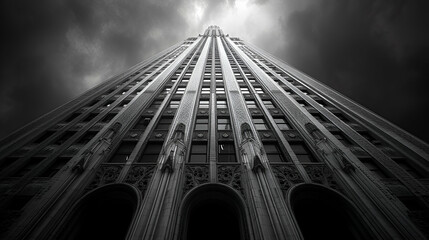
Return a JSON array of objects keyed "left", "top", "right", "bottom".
[{"left": 0, "top": 25, "right": 428, "bottom": 239}]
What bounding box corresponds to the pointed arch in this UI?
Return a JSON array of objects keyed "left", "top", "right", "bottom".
[
  {"left": 55, "top": 183, "right": 141, "bottom": 240},
  {"left": 176, "top": 183, "right": 252, "bottom": 240},
  {"left": 287, "top": 183, "right": 374, "bottom": 240}
]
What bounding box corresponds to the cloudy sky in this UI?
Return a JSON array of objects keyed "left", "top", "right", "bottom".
[{"left": 2, "top": 0, "right": 429, "bottom": 143}]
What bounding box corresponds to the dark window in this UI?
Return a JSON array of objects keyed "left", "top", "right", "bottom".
[
  {"left": 264, "top": 143, "right": 286, "bottom": 162},
  {"left": 109, "top": 141, "right": 137, "bottom": 163},
  {"left": 359, "top": 157, "right": 389, "bottom": 178},
  {"left": 263, "top": 100, "right": 275, "bottom": 109},
  {"left": 56, "top": 131, "right": 76, "bottom": 145},
  {"left": 290, "top": 142, "right": 316, "bottom": 162},
  {"left": 274, "top": 118, "right": 291, "bottom": 130},
  {"left": 149, "top": 100, "right": 163, "bottom": 109},
  {"left": 77, "top": 131, "right": 97, "bottom": 144},
  {"left": 139, "top": 142, "right": 163, "bottom": 163},
  {"left": 156, "top": 118, "right": 173, "bottom": 130},
  {"left": 218, "top": 118, "right": 231, "bottom": 130},
  {"left": 332, "top": 132, "right": 352, "bottom": 146},
  {"left": 83, "top": 113, "right": 97, "bottom": 122},
  {"left": 394, "top": 158, "right": 423, "bottom": 178},
  {"left": 189, "top": 142, "right": 207, "bottom": 163},
  {"left": 34, "top": 131, "right": 55, "bottom": 144},
  {"left": 133, "top": 116, "right": 152, "bottom": 130},
  {"left": 101, "top": 113, "right": 115, "bottom": 123},
  {"left": 64, "top": 113, "right": 80, "bottom": 123},
  {"left": 252, "top": 118, "right": 269, "bottom": 130},
  {"left": 195, "top": 118, "right": 209, "bottom": 131},
  {"left": 39, "top": 157, "right": 71, "bottom": 177},
  {"left": 218, "top": 142, "right": 236, "bottom": 162},
  {"left": 13, "top": 157, "right": 44, "bottom": 177}
]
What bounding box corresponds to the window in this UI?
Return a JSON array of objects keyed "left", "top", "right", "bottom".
[
  {"left": 169, "top": 100, "right": 180, "bottom": 109},
  {"left": 77, "top": 131, "right": 97, "bottom": 144},
  {"left": 64, "top": 113, "right": 80, "bottom": 123},
  {"left": 199, "top": 100, "right": 210, "bottom": 109},
  {"left": 34, "top": 131, "right": 55, "bottom": 144},
  {"left": 290, "top": 142, "right": 316, "bottom": 162},
  {"left": 101, "top": 113, "right": 115, "bottom": 123},
  {"left": 156, "top": 117, "right": 173, "bottom": 130},
  {"left": 359, "top": 158, "right": 388, "bottom": 178},
  {"left": 218, "top": 118, "right": 232, "bottom": 130},
  {"left": 13, "top": 157, "right": 43, "bottom": 177},
  {"left": 195, "top": 118, "right": 209, "bottom": 131},
  {"left": 253, "top": 118, "right": 269, "bottom": 130},
  {"left": 216, "top": 88, "right": 225, "bottom": 94},
  {"left": 139, "top": 142, "right": 163, "bottom": 163},
  {"left": 133, "top": 116, "right": 152, "bottom": 130},
  {"left": 201, "top": 87, "right": 210, "bottom": 94},
  {"left": 254, "top": 87, "right": 264, "bottom": 94},
  {"left": 394, "top": 158, "right": 423, "bottom": 178},
  {"left": 39, "top": 157, "right": 71, "bottom": 177},
  {"left": 217, "top": 100, "right": 227, "bottom": 109},
  {"left": 218, "top": 142, "right": 236, "bottom": 162},
  {"left": 83, "top": 113, "right": 97, "bottom": 122},
  {"left": 176, "top": 87, "right": 186, "bottom": 94},
  {"left": 149, "top": 100, "right": 163, "bottom": 109},
  {"left": 246, "top": 100, "right": 257, "bottom": 109},
  {"left": 56, "top": 131, "right": 76, "bottom": 145},
  {"left": 264, "top": 143, "right": 286, "bottom": 162},
  {"left": 240, "top": 88, "right": 250, "bottom": 94},
  {"left": 332, "top": 132, "right": 352, "bottom": 146},
  {"left": 109, "top": 141, "right": 137, "bottom": 163},
  {"left": 189, "top": 142, "right": 207, "bottom": 163},
  {"left": 263, "top": 100, "right": 275, "bottom": 109},
  {"left": 274, "top": 118, "right": 291, "bottom": 130}
]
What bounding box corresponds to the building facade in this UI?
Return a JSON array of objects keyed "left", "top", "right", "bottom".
[{"left": 0, "top": 26, "right": 428, "bottom": 240}]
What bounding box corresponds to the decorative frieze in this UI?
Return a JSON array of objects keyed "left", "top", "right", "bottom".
[
  {"left": 183, "top": 165, "right": 209, "bottom": 193},
  {"left": 86, "top": 164, "right": 123, "bottom": 191},
  {"left": 303, "top": 164, "right": 339, "bottom": 190},
  {"left": 217, "top": 164, "right": 244, "bottom": 197},
  {"left": 271, "top": 164, "right": 304, "bottom": 192},
  {"left": 124, "top": 165, "right": 155, "bottom": 194}
]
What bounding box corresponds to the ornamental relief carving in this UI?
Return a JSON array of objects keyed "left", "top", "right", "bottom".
[
  {"left": 125, "top": 165, "right": 155, "bottom": 194},
  {"left": 183, "top": 165, "right": 209, "bottom": 193},
  {"left": 271, "top": 165, "right": 304, "bottom": 192},
  {"left": 86, "top": 164, "right": 123, "bottom": 192},
  {"left": 218, "top": 165, "right": 245, "bottom": 197},
  {"left": 303, "top": 164, "right": 339, "bottom": 190}
]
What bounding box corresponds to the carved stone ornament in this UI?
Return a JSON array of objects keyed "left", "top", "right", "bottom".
[
  {"left": 184, "top": 165, "right": 209, "bottom": 193},
  {"left": 72, "top": 149, "right": 93, "bottom": 173},
  {"left": 271, "top": 165, "right": 303, "bottom": 191},
  {"left": 252, "top": 155, "right": 265, "bottom": 172},
  {"left": 303, "top": 164, "right": 338, "bottom": 190},
  {"left": 241, "top": 123, "right": 254, "bottom": 140},
  {"left": 218, "top": 165, "right": 244, "bottom": 197},
  {"left": 125, "top": 165, "right": 155, "bottom": 194},
  {"left": 86, "top": 164, "right": 123, "bottom": 191},
  {"left": 161, "top": 150, "right": 174, "bottom": 173}
]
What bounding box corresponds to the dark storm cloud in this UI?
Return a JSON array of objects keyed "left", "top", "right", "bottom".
[
  {"left": 273, "top": 0, "right": 429, "bottom": 142},
  {"left": 1, "top": 0, "right": 428, "bottom": 144},
  {"left": 1, "top": 0, "right": 189, "bottom": 139}
]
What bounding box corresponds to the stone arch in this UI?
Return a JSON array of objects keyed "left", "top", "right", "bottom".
[
  {"left": 54, "top": 183, "right": 141, "bottom": 240},
  {"left": 176, "top": 183, "right": 251, "bottom": 240},
  {"left": 287, "top": 183, "right": 373, "bottom": 240}
]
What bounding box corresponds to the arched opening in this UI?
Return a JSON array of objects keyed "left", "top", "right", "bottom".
[
  {"left": 57, "top": 184, "right": 140, "bottom": 240},
  {"left": 289, "top": 184, "right": 372, "bottom": 240},
  {"left": 178, "top": 183, "right": 250, "bottom": 240}
]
